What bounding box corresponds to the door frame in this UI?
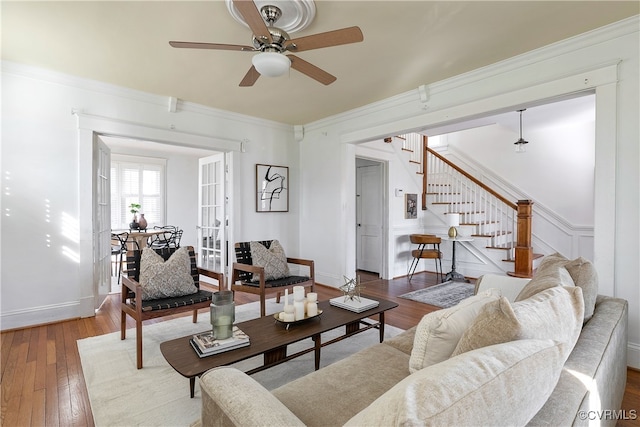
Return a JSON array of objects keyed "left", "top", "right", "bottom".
[
  {"left": 76, "top": 112, "right": 241, "bottom": 315},
  {"left": 355, "top": 156, "right": 389, "bottom": 279}
]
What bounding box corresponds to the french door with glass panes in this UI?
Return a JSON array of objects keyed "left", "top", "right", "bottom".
[{"left": 198, "top": 154, "right": 226, "bottom": 284}]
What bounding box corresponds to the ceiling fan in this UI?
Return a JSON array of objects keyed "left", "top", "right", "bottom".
[{"left": 169, "top": 0, "right": 363, "bottom": 87}]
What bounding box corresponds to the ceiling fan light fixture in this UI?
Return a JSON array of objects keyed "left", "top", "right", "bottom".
[{"left": 252, "top": 51, "right": 290, "bottom": 77}]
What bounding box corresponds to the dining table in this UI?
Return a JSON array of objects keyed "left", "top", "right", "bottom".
[{"left": 112, "top": 228, "right": 167, "bottom": 250}]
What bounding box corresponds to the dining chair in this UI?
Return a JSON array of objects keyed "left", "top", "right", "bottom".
[
  {"left": 111, "top": 231, "right": 130, "bottom": 283},
  {"left": 148, "top": 226, "right": 182, "bottom": 249},
  {"left": 408, "top": 234, "right": 443, "bottom": 282}
]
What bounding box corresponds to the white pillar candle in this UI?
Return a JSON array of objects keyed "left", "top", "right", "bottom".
[
  {"left": 307, "top": 301, "right": 318, "bottom": 317},
  {"left": 294, "top": 300, "right": 305, "bottom": 321},
  {"left": 284, "top": 303, "right": 294, "bottom": 314},
  {"left": 283, "top": 312, "right": 295, "bottom": 322},
  {"left": 284, "top": 288, "right": 289, "bottom": 306},
  {"left": 293, "top": 286, "right": 305, "bottom": 301},
  {"left": 307, "top": 292, "right": 317, "bottom": 303},
  {"left": 278, "top": 311, "right": 285, "bottom": 320}
]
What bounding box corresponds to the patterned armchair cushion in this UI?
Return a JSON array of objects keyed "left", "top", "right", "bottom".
[
  {"left": 250, "top": 240, "right": 290, "bottom": 281},
  {"left": 139, "top": 247, "right": 198, "bottom": 300}
]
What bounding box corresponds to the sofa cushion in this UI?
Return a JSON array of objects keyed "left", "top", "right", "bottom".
[
  {"left": 564, "top": 256, "right": 598, "bottom": 321},
  {"left": 383, "top": 326, "right": 416, "bottom": 356},
  {"left": 452, "top": 286, "right": 584, "bottom": 361},
  {"left": 250, "top": 240, "right": 290, "bottom": 281},
  {"left": 516, "top": 253, "right": 575, "bottom": 302},
  {"left": 273, "top": 343, "right": 410, "bottom": 427},
  {"left": 516, "top": 253, "right": 598, "bottom": 322},
  {"left": 139, "top": 247, "right": 197, "bottom": 300},
  {"left": 345, "top": 339, "right": 566, "bottom": 427},
  {"left": 474, "top": 273, "right": 531, "bottom": 302},
  {"left": 409, "top": 289, "right": 500, "bottom": 373}
]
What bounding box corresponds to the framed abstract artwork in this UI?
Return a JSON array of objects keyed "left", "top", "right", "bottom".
[{"left": 256, "top": 164, "right": 289, "bottom": 212}]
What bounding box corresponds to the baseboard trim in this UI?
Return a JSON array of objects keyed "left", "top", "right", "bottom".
[{"left": 1, "top": 301, "right": 83, "bottom": 331}]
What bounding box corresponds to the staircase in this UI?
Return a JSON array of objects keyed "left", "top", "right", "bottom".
[{"left": 390, "top": 133, "right": 536, "bottom": 277}]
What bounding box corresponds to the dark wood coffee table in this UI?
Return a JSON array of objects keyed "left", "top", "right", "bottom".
[{"left": 160, "top": 296, "right": 398, "bottom": 397}]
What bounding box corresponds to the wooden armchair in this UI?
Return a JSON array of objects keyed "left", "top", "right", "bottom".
[
  {"left": 121, "top": 245, "right": 223, "bottom": 369},
  {"left": 231, "top": 241, "right": 314, "bottom": 317}
]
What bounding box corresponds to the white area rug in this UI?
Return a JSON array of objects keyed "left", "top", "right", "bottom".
[
  {"left": 399, "top": 281, "right": 475, "bottom": 308},
  {"left": 77, "top": 299, "right": 402, "bottom": 427}
]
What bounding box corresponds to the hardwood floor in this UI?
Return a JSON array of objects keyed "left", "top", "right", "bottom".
[{"left": 1, "top": 271, "right": 638, "bottom": 426}]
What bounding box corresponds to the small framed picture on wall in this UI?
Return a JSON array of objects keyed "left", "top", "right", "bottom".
[
  {"left": 256, "top": 163, "right": 289, "bottom": 212},
  {"left": 405, "top": 193, "right": 418, "bottom": 219}
]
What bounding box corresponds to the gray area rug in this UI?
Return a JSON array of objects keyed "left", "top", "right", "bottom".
[
  {"left": 399, "top": 281, "right": 475, "bottom": 308},
  {"left": 77, "top": 298, "right": 403, "bottom": 426}
]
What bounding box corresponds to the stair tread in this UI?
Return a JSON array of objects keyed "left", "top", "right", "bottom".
[{"left": 473, "top": 231, "right": 513, "bottom": 237}]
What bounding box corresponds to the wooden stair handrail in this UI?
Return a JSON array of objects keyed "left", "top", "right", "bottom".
[{"left": 426, "top": 145, "right": 518, "bottom": 211}]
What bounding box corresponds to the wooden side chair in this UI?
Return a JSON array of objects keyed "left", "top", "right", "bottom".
[
  {"left": 408, "top": 234, "right": 443, "bottom": 282},
  {"left": 121, "top": 245, "right": 224, "bottom": 369},
  {"left": 231, "top": 240, "right": 314, "bottom": 317}
]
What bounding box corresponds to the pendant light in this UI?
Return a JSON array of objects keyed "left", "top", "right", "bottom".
[{"left": 514, "top": 109, "right": 529, "bottom": 153}]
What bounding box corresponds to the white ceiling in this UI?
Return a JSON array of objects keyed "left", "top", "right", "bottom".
[{"left": 3, "top": 1, "right": 637, "bottom": 126}]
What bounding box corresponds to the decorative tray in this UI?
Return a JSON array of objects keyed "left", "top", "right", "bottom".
[{"left": 274, "top": 309, "right": 323, "bottom": 329}]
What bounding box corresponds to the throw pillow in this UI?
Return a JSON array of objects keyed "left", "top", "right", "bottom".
[
  {"left": 139, "top": 247, "right": 197, "bottom": 300},
  {"left": 409, "top": 289, "right": 500, "bottom": 373},
  {"left": 345, "top": 339, "right": 565, "bottom": 427},
  {"left": 564, "top": 257, "right": 598, "bottom": 322},
  {"left": 250, "top": 240, "right": 290, "bottom": 281},
  {"left": 452, "top": 286, "right": 584, "bottom": 361}
]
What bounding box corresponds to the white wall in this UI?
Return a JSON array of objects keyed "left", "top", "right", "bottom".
[
  {"left": 1, "top": 62, "right": 297, "bottom": 330},
  {"left": 299, "top": 17, "right": 639, "bottom": 367},
  {"left": 444, "top": 118, "right": 595, "bottom": 226}
]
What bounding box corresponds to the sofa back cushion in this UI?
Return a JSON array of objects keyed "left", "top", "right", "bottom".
[
  {"left": 409, "top": 289, "right": 499, "bottom": 373},
  {"left": 564, "top": 256, "right": 598, "bottom": 321},
  {"left": 452, "top": 286, "right": 584, "bottom": 361},
  {"left": 516, "top": 252, "right": 598, "bottom": 322},
  {"left": 345, "top": 339, "right": 566, "bottom": 427},
  {"left": 516, "top": 253, "right": 576, "bottom": 301}
]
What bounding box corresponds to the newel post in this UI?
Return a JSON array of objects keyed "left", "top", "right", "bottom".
[{"left": 513, "top": 199, "right": 534, "bottom": 278}]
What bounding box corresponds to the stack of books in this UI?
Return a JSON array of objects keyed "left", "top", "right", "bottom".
[
  {"left": 329, "top": 296, "right": 379, "bottom": 313},
  {"left": 190, "top": 326, "right": 250, "bottom": 358}
]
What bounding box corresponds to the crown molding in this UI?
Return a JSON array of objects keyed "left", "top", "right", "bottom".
[
  {"left": 305, "top": 15, "right": 639, "bottom": 133},
  {"left": 1, "top": 60, "right": 293, "bottom": 133}
]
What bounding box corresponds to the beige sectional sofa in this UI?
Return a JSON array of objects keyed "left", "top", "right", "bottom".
[{"left": 197, "top": 254, "right": 628, "bottom": 426}]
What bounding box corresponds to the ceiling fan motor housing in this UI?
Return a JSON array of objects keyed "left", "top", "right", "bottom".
[{"left": 252, "top": 27, "right": 290, "bottom": 52}]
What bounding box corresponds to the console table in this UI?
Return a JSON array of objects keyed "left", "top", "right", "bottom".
[{"left": 442, "top": 236, "right": 474, "bottom": 282}]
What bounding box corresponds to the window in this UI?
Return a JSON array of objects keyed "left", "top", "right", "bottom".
[{"left": 111, "top": 155, "right": 166, "bottom": 229}]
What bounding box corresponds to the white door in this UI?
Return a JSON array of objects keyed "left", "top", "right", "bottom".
[
  {"left": 95, "top": 136, "right": 111, "bottom": 308},
  {"left": 356, "top": 161, "right": 383, "bottom": 274},
  {"left": 198, "top": 154, "right": 226, "bottom": 285}
]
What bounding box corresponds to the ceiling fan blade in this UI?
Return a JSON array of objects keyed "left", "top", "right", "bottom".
[
  {"left": 288, "top": 55, "right": 336, "bottom": 85},
  {"left": 169, "top": 41, "right": 254, "bottom": 52},
  {"left": 239, "top": 65, "right": 260, "bottom": 87},
  {"left": 286, "top": 26, "right": 363, "bottom": 52},
  {"left": 232, "top": 0, "right": 272, "bottom": 44}
]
